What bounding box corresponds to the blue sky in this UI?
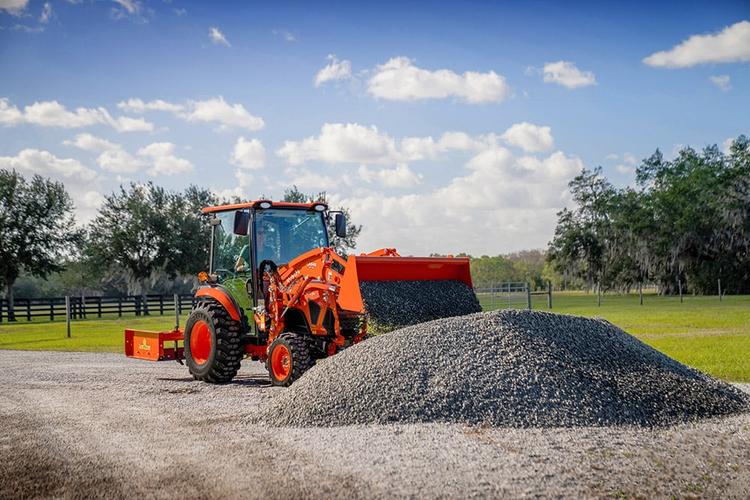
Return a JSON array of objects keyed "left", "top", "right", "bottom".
[{"left": 1, "top": 0, "right": 748, "bottom": 255}]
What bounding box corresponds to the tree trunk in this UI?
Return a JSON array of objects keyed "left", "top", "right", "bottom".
[{"left": 6, "top": 283, "right": 15, "bottom": 322}]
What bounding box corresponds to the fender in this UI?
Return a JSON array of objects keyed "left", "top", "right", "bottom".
[{"left": 195, "top": 286, "right": 241, "bottom": 321}]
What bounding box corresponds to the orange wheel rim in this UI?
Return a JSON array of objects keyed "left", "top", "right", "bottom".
[
  {"left": 190, "top": 319, "right": 212, "bottom": 365},
  {"left": 271, "top": 344, "right": 291, "bottom": 381}
]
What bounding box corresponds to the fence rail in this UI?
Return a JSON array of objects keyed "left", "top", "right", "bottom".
[
  {"left": 474, "top": 281, "right": 552, "bottom": 310},
  {"left": 0, "top": 294, "right": 195, "bottom": 323}
]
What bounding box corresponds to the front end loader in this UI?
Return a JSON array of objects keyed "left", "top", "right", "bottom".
[{"left": 125, "top": 199, "right": 476, "bottom": 386}]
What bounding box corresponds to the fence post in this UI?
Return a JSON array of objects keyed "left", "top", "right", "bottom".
[
  {"left": 547, "top": 281, "right": 552, "bottom": 309},
  {"left": 65, "top": 296, "right": 71, "bottom": 338},
  {"left": 526, "top": 283, "right": 532, "bottom": 310},
  {"left": 118, "top": 297, "right": 122, "bottom": 317},
  {"left": 135, "top": 296, "right": 141, "bottom": 317},
  {"left": 97, "top": 297, "right": 102, "bottom": 318},
  {"left": 174, "top": 293, "right": 180, "bottom": 330},
  {"left": 639, "top": 282, "right": 643, "bottom": 306},
  {"left": 159, "top": 295, "right": 164, "bottom": 316},
  {"left": 0, "top": 299, "right": 3, "bottom": 323},
  {"left": 678, "top": 278, "right": 683, "bottom": 303},
  {"left": 49, "top": 301, "right": 54, "bottom": 321},
  {"left": 597, "top": 282, "right": 601, "bottom": 306},
  {"left": 718, "top": 278, "right": 722, "bottom": 302}
]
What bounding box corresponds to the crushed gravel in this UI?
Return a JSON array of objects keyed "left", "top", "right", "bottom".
[
  {"left": 256, "top": 309, "right": 749, "bottom": 428},
  {"left": 359, "top": 279, "right": 481, "bottom": 333},
  {"left": 1, "top": 350, "right": 749, "bottom": 498}
]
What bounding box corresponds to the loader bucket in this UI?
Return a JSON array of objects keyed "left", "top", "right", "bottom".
[
  {"left": 338, "top": 253, "right": 479, "bottom": 331},
  {"left": 125, "top": 328, "right": 184, "bottom": 361}
]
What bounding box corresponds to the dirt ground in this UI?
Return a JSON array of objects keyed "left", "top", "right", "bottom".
[{"left": 0, "top": 350, "right": 748, "bottom": 499}]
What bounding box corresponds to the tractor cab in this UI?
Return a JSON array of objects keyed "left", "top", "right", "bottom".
[{"left": 203, "top": 201, "right": 346, "bottom": 331}]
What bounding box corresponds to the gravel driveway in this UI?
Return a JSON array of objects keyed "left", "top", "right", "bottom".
[{"left": 1, "top": 350, "right": 748, "bottom": 499}]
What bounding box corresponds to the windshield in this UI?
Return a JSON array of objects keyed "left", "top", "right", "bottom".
[
  {"left": 211, "top": 210, "right": 250, "bottom": 277},
  {"left": 255, "top": 208, "right": 328, "bottom": 265}
]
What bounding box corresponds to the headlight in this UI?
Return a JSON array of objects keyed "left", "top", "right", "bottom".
[{"left": 313, "top": 203, "right": 326, "bottom": 212}]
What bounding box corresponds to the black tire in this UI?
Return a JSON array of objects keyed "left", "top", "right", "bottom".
[
  {"left": 266, "top": 333, "right": 314, "bottom": 387},
  {"left": 184, "top": 300, "right": 243, "bottom": 383}
]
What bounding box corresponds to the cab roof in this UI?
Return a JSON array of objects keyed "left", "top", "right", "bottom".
[{"left": 201, "top": 200, "right": 326, "bottom": 214}]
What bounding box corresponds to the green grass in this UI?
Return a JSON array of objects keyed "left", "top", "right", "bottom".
[
  {"left": 0, "top": 315, "right": 188, "bottom": 353},
  {"left": 1, "top": 293, "right": 749, "bottom": 382}
]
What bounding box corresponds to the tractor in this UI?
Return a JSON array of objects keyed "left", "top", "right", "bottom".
[{"left": 125, "top": 199, "right": 473, "bottom": 386}]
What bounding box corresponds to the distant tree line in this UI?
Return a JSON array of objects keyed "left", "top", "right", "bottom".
[{"left": 547, "top": 136, "right": 750, "bottom": 295}]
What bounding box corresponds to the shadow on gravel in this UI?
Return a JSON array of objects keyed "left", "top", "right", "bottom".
[{"left": 157, "top": 376, "right": 272, "bottom": 387}]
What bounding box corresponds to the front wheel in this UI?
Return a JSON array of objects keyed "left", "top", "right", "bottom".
[
  {"left": 266, "top": 333, "right": 314, "bottom": 386},
  {"left": 184, "top": 300, "right": 243, "bottom": 383}
]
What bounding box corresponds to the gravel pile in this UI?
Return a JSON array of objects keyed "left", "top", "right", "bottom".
[
  {"left": 359, "top": 279, "right": 482, "bottom": 333},
  {"left": 257, "top": 309, "right": 749, "bottom": 428}
]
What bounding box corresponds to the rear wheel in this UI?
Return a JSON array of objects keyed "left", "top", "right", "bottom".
[
  {"left": 184, "top": 300, "right": 243, "bottom": 383},
  {"left": 266, "top": 333, "right": 314, "bottom": 386}
]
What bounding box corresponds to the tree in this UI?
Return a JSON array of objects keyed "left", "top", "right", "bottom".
[
  {"left": 282, "top": 185, "right": 362, "bottom": 254},
  {"left": 547, "top": 136, "right": 750, "bottom": 295},
  {"left": 0, "top": 169, "right": 78, "bottom": 320}
]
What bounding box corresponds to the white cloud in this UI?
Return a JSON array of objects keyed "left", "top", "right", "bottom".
[
  {"left": 0, "top": 147, "right": 106, "bottom": 222},
  {"left": 231, "top": 137, "right": 266, "bottom": 169},
  {"left": 113, "top": 0, "right": 140, "bottom": 14},
  {"left": 137, "top": 142, "right": 193, "bottom": 176},
  {"left": 358, "top": 164, "right": 422, "bottom": 188},
  {"left": 209, "top": 26, "right": 230, "bottom": 47},
  {"left": 183, "top": 97, "right": 264, "bottom": 131},
  {"left": 315, "top": 54, "right": 352, "bottom": 87},
  {"left": 542, "top": 61, "right": 597, "bottom": 89},
  {"left": 723, "top": 137, "right": 735, "bottom": 154},
  {"left": 278, "top": 122, "right": 555, "bottom": 165},
  {"left": 329, "top": 148, "right": 583, "bottom": 255},
  {"left": 278, "top": 123, "right": 400, "bottom": 166},
  {"left": 272, "top": 29, "right": 296, "bottom": 42},
  {"left": 623, "top": 153, "right": 637, "bottom": 165},
  {"left": 39, "top": 2, "right": 52, "bottom": 23},
  {"left": 605, "top": 153, "right": 618, "bottom": 161},
  {"left": 367, "top": 56, "right": 511, "bottom": 103},
  {"left": 64, "top": 133, "right": 118, "bottom": 152},
  {"left": 400, "top": 132, "right": 494, "bottom": 161},
  {"left": 643, "top": 21, "right": 750, "bottom": 68},
  {"left": 501, "top": 122, "right": 554, "bottom": 153},
  {"left": 117, "top": 96, "right": 264, "bottom": 131},
  {"left": 0, "top": 0, "right": 29, "bottom": 15},
  {"left": 117, "top": 98, "right": 184, "bottom": 114},
  {"left": 0, "top": 97, "right": 154, "bottom": 132},
  {"left": 0, "top": 149, "right": 97, "bottom": 181},
  {"left": 64, "top": 133, "right": 144, "bottom": 173},
  {"left": 110, "top": 0, "right": 148, "bottom": 22},
  {"left": 65, "top": 133, "right": 193, "bottom": 176},
  {"left": 283, "top": 168, "right": 342, "bottom": 192},
  {"left": 710, "top": 74, "right": 732, "bottom": 91},
  {"left": 23, "top": 100, "right": 111, "bottom": 127},
  {"left": 616, "top": 164, "right": 635, "bottom": 175}
]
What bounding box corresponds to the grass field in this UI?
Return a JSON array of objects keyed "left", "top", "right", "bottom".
[{"left": 1, "top": 293, "right": 748, "bottom": 381}]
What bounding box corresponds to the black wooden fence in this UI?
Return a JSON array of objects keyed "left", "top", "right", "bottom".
[{"left": 0, "top": 294, "right": 195, "bottom": 323}]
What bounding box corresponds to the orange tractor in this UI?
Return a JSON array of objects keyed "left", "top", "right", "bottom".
[{"left": 125, "top": 200, "right": 473, "bottom": 386}]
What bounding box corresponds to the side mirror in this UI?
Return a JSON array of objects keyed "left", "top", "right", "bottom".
[
  {"left": 233, "top": 210, "right": 249, "bottom": 236},
  {"left": 334, "top": 213, "right": 347, "bottom": 238}
]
